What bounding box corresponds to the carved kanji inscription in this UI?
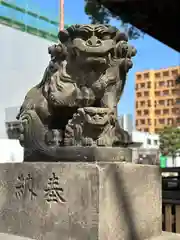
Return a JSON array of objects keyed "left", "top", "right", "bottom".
[
  {"left": 15, "top": 173, "right": 37, "bottom": 200},
  {"left": 44, "top": 172, "right": 66, "bottom": 203}
]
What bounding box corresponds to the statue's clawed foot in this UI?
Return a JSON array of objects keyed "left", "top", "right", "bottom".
[
  {"left": 82, "top": 138, "right": 94, "bottom": 146},
  {"left": 96, "top": 138, "right": 107, "bottom": 146},
  {"left": 18, "top": 120, "right": 28, "bottom": 146},
  {"left": 45, "top": 129, "right": 63, "bottom": 146}
]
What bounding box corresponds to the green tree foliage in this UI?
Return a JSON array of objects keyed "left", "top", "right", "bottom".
[
  {"left": 159, "top": 126, "right": 180, "bottom": 156},
  {"left": 84, "top": 0, "right": 142, "bottom": 39}
]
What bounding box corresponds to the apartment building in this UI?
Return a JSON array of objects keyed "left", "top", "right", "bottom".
[{"left": 135, "top": 66, "right": 180, "bottom": 133}]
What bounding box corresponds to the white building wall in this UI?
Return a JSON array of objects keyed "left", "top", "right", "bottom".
[
  {"left": 0, "top": 24, "right": 54, "bottom": 138},
  {"left": 0, "top": 139, "right": 23, "bottom": 163},
  {"left": 132, "top": 130, "right": 159, "bottom": 149},
  {"left": 119, "top": 114, "right": 133, "bottom": 134}
]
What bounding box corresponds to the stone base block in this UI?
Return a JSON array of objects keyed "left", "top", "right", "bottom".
[
  {"left": 0, "top": 162, "right": 161, "bottom": 240},
  {"left": 24, "top": 147, "right": 132, "bottom": 162},
  {"left": 148, "top": 232, "right": 180, "bottom": 239}
]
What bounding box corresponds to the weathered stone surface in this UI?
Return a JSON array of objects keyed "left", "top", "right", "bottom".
[
  {"left": 0, "top": 163, "right": 99, "bottom": 240},
  {"left": 16, "top": 24, "right": 137, "bottom": 159},
  {"left": 99, "top": 163, "right": 162, "bottom": 240},
  {"left": 0, "top": 233, "right": 33, "bottom": 240},
  {"left": 148, "top": 232, "right": 180, "bottom": 239},
  {"left": 0, "top": 162, "right": 161, "bottom": 240},
  {"left": 24, "top": 146, "right": 132, "bottom": 162}
]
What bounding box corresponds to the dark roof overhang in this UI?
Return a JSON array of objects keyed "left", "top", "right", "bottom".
[{"left": 100, "top": 0, "right": 180, "bottom": 52}]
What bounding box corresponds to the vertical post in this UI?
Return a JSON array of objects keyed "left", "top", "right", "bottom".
[{"left": 59, "top": 0, "right": 64, "bottom": 30}]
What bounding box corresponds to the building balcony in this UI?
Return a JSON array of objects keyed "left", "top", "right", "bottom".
[
  {"left": 155, "top": 95, "right": 177, "bottom": 99},
  {"left": 155, "top": 85, "right": 176, "bottom": 91},
  {"left": 136, "top": 105, "right": 151, "bottom": 110},
  {"left": 136, "top": 96, "right": 150, "bottom": 100}
]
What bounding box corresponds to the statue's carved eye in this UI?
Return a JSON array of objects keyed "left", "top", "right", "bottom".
[
  {"left": 88, "top": 111, "right": 96, "bottom": 117},
  {"left": 99, "top": 113, "right": 105, "bottom": 117},
  {"left": 76, "top": 31, "right": 91, "bottom": 41},
  {"left": 102, "top": 34, "right": 111, "bottom": 40}
]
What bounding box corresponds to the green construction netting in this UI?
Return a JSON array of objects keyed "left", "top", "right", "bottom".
[{"left": 0, "top": 0, "right": 70, "bottom": 42}]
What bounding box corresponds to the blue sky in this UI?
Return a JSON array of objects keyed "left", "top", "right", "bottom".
[{"left": 5, "top": 0, "right": 179, "bottom": 121}]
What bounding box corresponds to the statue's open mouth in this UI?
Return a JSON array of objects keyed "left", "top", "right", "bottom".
[
  {"left": 86, "top": 114, "right": 109, "bottom": 126},
  {"left": 83, "top": 107, "right": 110, "bottom": 126},
  {"left": 74, "top": 48, "right": 114, "bottom": 65}
]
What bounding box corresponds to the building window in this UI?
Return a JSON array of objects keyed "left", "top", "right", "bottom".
[
  {"left": 147, "top": 139, "right": 151, "bottom": 145},
  {"left": 144, "top": 73, "right": 149, "bottom": 79},
  {"left": 137, "top": 110, "right": 141, "bottom": 116},
  {"left": 159, "top": 119, "right": 165, "bottom": 124},
  {"left": 167, "top": 80, "right": 174, "bottom": 87},
  {"left": 163, "top": 109, "right": 169, "bottom": 115},
  {"left": 167, "top": 99, "right": 173, "bottom": 106},
  {"left": 136, "top": 84, "right": 139, "bottom": 90},
  {"left": 147, "top": 100, "right": 151, "bottom": 107},
  {"left": 140, "top": 83, "right": 145, "bottom": 88},
  {"left": 136, "top": 102, "right": 138, "bottom": 108},
  {"left": 172, "top": 108, "right": 177, "bottom": 114},
  {"left": 155, "top": 110, "right": 161, "bottom": 115},
  {"left": 147, "top": 82, "right": 151, "bottom": 88},
  {"left": 167, "top": 118, "right": 173, "bottom": 125},
  {"left": 155, "top": 72, "right": 161, "bottom": 78},
  {"left": 147, "top": 119, "right": 151, "bottom": 125},
  {"left": 140, "top": 101, "right": 145, "bottom": 107},
  {"left": 155, "top": 91, "right": 160, "bottom": 96},
  {"left": 159, "top": 81, "right": 165, "bottom": 87},
  {"left": 176, "top": 98, "right": 180, "bottom": 104},
  {"left": 144, "top": 91, "right": 149, "bottom": 97},
  {"left": 6, "top": 122, "right": 20, "bottom": 139},
  {"left": 163, "top": 90, "right": 169, "bottom": 96},
  {"left": 137, "top": 74, "right": 142, "bottom": 80},
  {"left": 140, "top": 119, "right": 145, "bottom": 125},
  {"left": 172, "top": 70, "right": 178, "bottom": 78},
  {"left": 159, "top": 100, "right": 164, "bottom": 105},
  {"left": 172, "top": 89, "right": 177, "bottom": 95},
  {"left": 136, "top": 120, "right": 138, "bottom": 126},
  {"left": 163, "top": 71, "right": 169, "bottom": 77},
  {"left": 137, "top": 92, "right": 141, "bottom": 97},
  {"left": 154, "top": 140, "right": 158, "bottom": 145},
  {"left": 144, "top": 110, "right": 149, "bottom": 115}
]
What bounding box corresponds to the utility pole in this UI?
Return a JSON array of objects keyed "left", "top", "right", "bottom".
[{"left": 59, "top": 0, "right": 64, "bottom": 30}]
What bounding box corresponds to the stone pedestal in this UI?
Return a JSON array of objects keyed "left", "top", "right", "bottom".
[
  {"left": 0, "top": 160, "right": 161, "bottom": 240},
  {"left": 24, "top": 147, "right": 132, "bottom": 162}
]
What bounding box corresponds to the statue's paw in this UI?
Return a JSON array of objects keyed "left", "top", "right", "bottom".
[
  {"left": 19, "top": 122, "right": 24, "bottom": 134},
  {"left": 19, "top": 134, "right": 25, "bottom": 146},
  {"left": 45, "top": 130, "right": 62, "bottom": 146},
  {"left": 96, "top": 138, "right": 106, "bottom": 146},
  {"left": 64, "top": 138, "right": 75, "bottom": 146},
  {"left": 82, "top": 138, "right": 93, "bottom": 146}
]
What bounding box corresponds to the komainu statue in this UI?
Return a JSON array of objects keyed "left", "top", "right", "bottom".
[{"left": 17, "top": 24, "right": 136, "bottom": 158}]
